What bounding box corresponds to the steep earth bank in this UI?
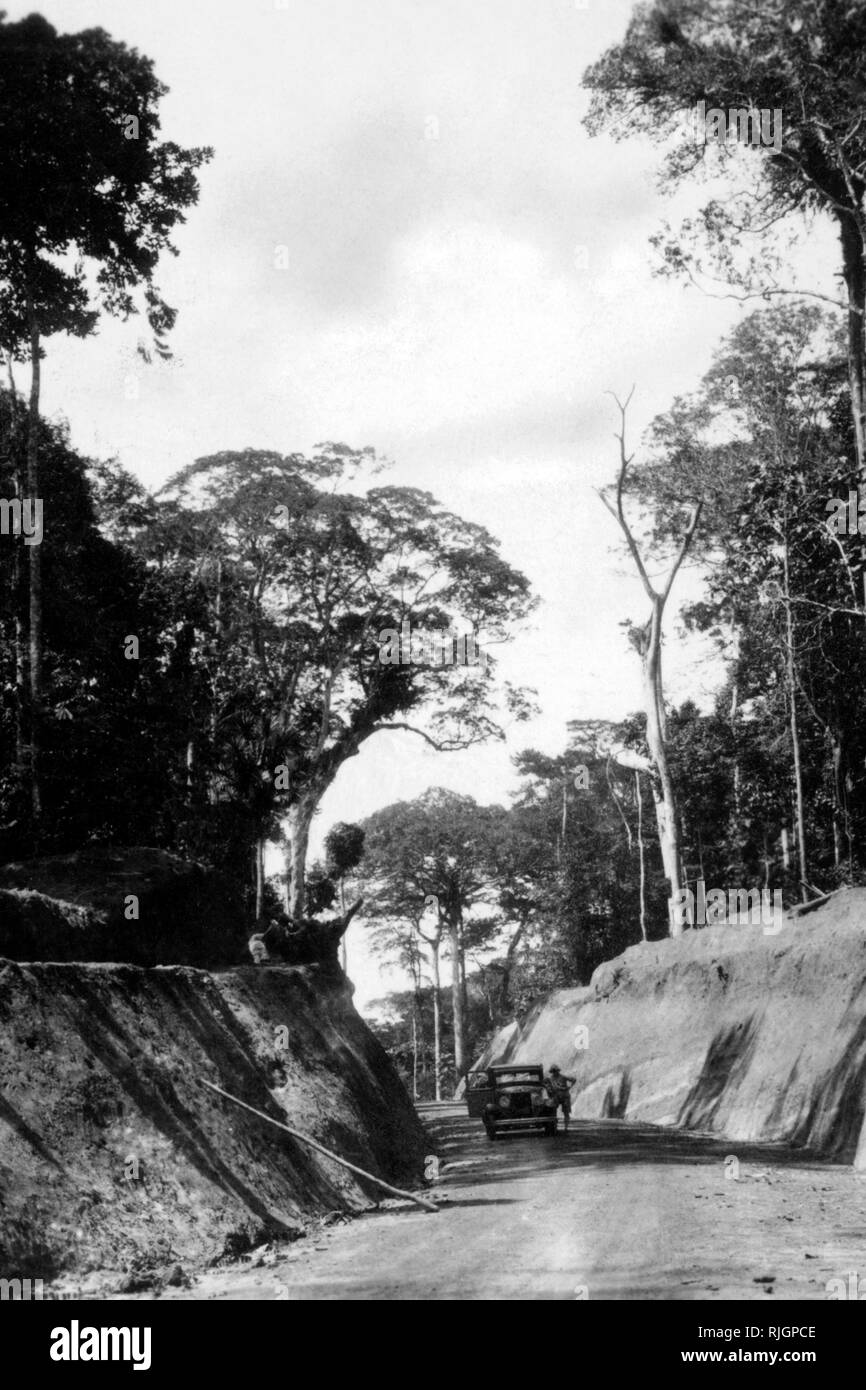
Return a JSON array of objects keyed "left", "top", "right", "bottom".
[
  {"left": 0, "top": 958, "right": 427, "bottom": 1285},
  {"left": 479, "top": 889, "right": 866, "bottom": 1166}
]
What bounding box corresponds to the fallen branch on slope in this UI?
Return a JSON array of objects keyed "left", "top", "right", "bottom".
[{"left": 200, "top": 1078, "right": 439, "bottom": 1214}]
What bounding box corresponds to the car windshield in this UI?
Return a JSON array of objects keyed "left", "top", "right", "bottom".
[{"left": 495, "top": 1071, "right": 540, "bottom": 1084}]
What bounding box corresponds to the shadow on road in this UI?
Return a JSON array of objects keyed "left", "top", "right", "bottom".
[{"left": 420, "top": 1109, "right": 834, "bottom": 1197}]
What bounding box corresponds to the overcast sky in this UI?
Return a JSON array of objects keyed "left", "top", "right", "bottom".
[{"left": 22, "top": 1, "right": 840, "bottom": 1009}]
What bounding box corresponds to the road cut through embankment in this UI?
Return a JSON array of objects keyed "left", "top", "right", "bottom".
[
  {"left": 478, "top": 888, "right": 866, "bottom": 1169},
  {"left": 0, "top": 957, "right": 427, "bottom": 1281}
]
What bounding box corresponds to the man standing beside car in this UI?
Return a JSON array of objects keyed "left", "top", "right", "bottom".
[{"left": 544, "top": 1064, "right": 576, "bottom": 1133}]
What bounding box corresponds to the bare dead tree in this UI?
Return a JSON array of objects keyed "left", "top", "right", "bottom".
[
  {"left": 597, "top": 389, "right": 703, "bottom": 937},
  {"left": 635, "top": 769, "right": 647, "bottom": 944}
]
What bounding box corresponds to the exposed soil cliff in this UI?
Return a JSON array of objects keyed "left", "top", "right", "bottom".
[
  {"left": 479, "top": 889, "right": 866, "bottom": 1166},
  {"left": 0, "top": 959, "right": 427, "bottom": 1285}
]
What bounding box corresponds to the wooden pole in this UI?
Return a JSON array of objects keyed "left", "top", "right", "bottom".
[{"left": 200, "top": 1078, "right": 439, "bottom": 1213}]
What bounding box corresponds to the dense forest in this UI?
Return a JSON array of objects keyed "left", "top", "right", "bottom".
[{"left": 4, "top": 3, "right": 866, "bottom": 1101}]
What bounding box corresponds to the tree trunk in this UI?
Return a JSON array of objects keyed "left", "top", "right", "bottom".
[
  {"left": 254, "top": 836, "right": 265, "bottom": 922},
  {"left": 641, "top": 599, "right": 683, "bottom": 933},
  {"left": 431, "top": 938, "right": 442, "bottom": 1101},
  {"left": 339, "top": 877, "right": 347, "bottom": 972},
  {"left": 6, "top": 362, "right": 25, "bottom": 767},
  {"left": 459, "top": 918, "right": 468, "bottom": 1036},
  {"left": 839, "top": 214, "right": 866, "bottom": 482},
  {"left": 558, "top": 778, "right": 567, "bottom": 864},
  {"left": 829, "top": 734, "right": 852, "bottom": 873},
  {"left": 14, "top": 474, "right": 26, "bottom": 767},
  {"left": 788, "top": 684, "right": 808, "bottom": 900},
  {"left": 497, "top": 922, "right": 526, "bottom": 1014},
  {"left": 214, "top": 557, "right": 223, "bottom": 632},
  {"left": 782, "top": 539, "right": 808, "bottom": 901},
  {"left": 285, "top": 797, "right": 315, "bottom": 918},
  {"left": 728, "top": 637, "right": 744, "bottom": 880},
  {"left": 635, "top": 770, "right": 647, "bottom": 943},
  {"left": 25, "top": 291, "right": 42, "bottom": 821},
  {"left": 411, "top": 1001, "right": 419, "bottom": 1101},
  {"left": 830, "top": 734, "right": 842, "bottom": 870},
  {"left": 449, "top": 918, "right": 466, "bottom": 1087}
]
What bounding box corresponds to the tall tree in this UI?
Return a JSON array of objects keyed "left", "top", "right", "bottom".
[
  {"left": 0, "top": 408, "right": 197, "bottom": 856},
  {"left": 598, "top": 391, "right": 702, "bottom": 934},
  {"left": 359, "top": 791, "right": 510, "bottom": 1087},
  {"left": 154, "top": 448, "right": 535, "bottom": 917},
  {"left": 0, "top": 12, "right": 211, "bottom": 821},
  {"left": 511, "top": 734, "right": 668, "bottom": 983},
  {"left": 630, "top": 305, "right": 855, "bottom": 897},
  {"left": 584, "top": 0, "right": 866, "bottom": 475}
]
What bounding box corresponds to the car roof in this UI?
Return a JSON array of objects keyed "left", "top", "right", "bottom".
[{"left": 489, "top": 1063, "right": 543, "bottom": 1074}]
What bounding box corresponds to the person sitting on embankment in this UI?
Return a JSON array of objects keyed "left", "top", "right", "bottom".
[{"left": 247, "top": 898, "right": 364, "bottom": 970}]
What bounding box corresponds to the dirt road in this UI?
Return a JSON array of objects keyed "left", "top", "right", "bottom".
[{"left": 121, "top": 1104, "right": 866, "bottom": 1301}]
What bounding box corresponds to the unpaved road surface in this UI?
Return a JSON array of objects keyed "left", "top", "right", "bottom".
[{"left": 124, "top": 1107, "right": 866, "bottom": 1301}]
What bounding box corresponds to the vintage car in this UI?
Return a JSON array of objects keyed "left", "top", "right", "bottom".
[{"left": 465, "top": 1063, "right": 557, "bottom": 1139}]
